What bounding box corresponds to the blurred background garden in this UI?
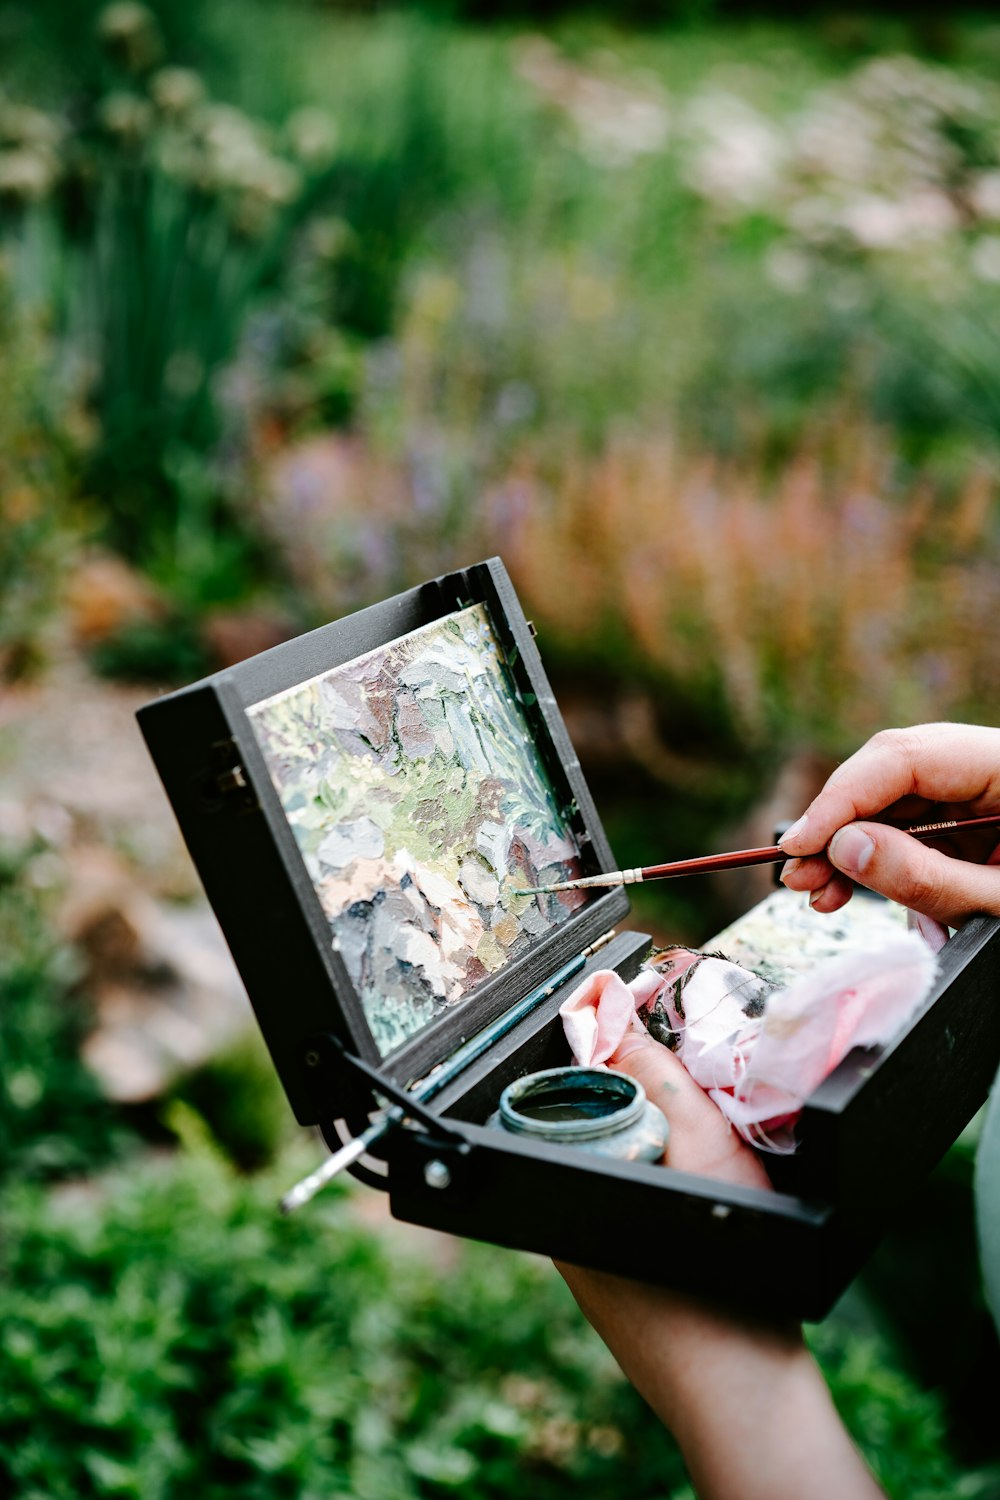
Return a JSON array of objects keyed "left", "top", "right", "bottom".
[{"left": 2, "top": 0, "right": 1000, "bottom": 1494}]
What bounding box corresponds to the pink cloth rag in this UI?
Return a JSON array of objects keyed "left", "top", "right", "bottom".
[{"left": 560, "top": 933, "right": 938, "bottom": 1152}]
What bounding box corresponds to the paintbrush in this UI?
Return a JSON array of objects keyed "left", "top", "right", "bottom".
[{"left": 518, "top": 813, "right": 1000, "bottom": 895}]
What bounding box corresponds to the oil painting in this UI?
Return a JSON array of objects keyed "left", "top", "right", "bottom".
[{"left": 248, "top": 604, "right": 588, "bottom": 1054}]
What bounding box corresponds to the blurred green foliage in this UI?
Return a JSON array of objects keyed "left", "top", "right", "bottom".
[
  {"left": 63, "top": 32, "right": 309, "bottom": 591},
  {"left": 5, "top": 4, "right": 1000, "bottom": 706},
  {"left": 1, "top": 1138, "right": 993, "bottom": 1500},
  {"left": 3, "top": 2, "right": 329, "bottom": 599},
  {"left": 0, "top": 270, "right": 75, "bottom": 678},
  {"left": 167, "top": 1034, "right": 294, "bottom": 1171},
  {"left": 87, "top": 612, "right": 211, "bottom": 683},
  {"left": 0, "top": 840, "right": 124, "bottom": 1183}
]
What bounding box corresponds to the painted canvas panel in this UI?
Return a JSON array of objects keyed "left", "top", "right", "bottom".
[{"left": 248, "top": 604, "right": 589, "bottom": 1055}]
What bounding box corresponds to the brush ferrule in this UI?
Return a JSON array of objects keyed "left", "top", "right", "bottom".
[
  {"left": 575, "top": 871, "right": 625, "bottom": 890},
  {"left": 622, "top": 867, "right": 644, "bottom": 885}
]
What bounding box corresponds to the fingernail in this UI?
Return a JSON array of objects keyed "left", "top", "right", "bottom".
[
  {"left": 907, "top": 909, "right": 949, "bottom": 953},
  {"left": 808, "top": 883, "right": 828, "bottom": 909},
  {"left": 778, "top": 814, "right": 808, "bottom": 849},
  {"left": 829, "top": 825, "right": 874, "bottom": 877},
  {"left": 779, "top": 858, "right": 801, "bottom": 884}
]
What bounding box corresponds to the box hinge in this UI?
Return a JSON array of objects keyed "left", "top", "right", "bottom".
[
  {"left": 202, "top": 739, "right": 258, "bottom": 812},
  {"left": 586, "top": 927, "right": 618, "bottom": 957},
  {"left": 279, "top": 1034, "right": 470, "bottom": 1214}
]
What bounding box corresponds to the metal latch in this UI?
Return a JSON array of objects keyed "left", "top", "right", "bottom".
[
  {"left": 216, "top": 764, "right": 249, "bottom": 797},
  {"left": 204, "top": 740, "right": 257, "bottom": 811}
]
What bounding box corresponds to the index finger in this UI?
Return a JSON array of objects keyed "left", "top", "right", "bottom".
[{"left": 779, "top": 723, "right": 1000, "bottom": 857}]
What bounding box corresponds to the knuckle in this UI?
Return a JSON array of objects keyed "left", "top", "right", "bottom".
[
  {"left": 893, "top": 853, "right": 945, "bottom": 913},
  {"left": 867, "top": 727, "right": 906, "bottom": 751},
  {"left": 864, "top": 726, "right": 929, "bottom": 795},
  {"left": 868, "top": 725, "right": 920, "bottom": 760}
]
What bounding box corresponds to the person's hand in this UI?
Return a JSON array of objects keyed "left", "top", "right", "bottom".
[
  {"left": 598, "top": 1022, "right": 772, "bottom": 1189},
  {"left": 779, "top": 723, "right": 1000, "bottom": 927},
  {"left": 556, "top": 1030, "right": 882, "bottom": 1499}
]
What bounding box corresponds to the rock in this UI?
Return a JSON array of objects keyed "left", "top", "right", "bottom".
[
  {"left": 75, "top": 904, "right": 144, "bottom": 978},
  {"left": 1, "top": 654, "right": 257, "bottom": 1105},
  {"left": 0, "top": 663, "right": 201, "bottom": 897},
  {"left": 53, "top": 842, "right": 254, "bottom": 1103},
  {"left": 476, "top": 819, "right": 513, "bottom": 877},
  {"left": 66, "top": 553, "right": 164, "bottom": 645},
  {"left": 491, "top": 911, "right": 520, "bottom": 947},
  {"left": 79, "top": 902, "right": 253, "bottom": 1104}
]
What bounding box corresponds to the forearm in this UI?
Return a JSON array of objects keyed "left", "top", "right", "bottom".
[{"left": 563, "top": 1267, "right": 883, "bottom": 1500}]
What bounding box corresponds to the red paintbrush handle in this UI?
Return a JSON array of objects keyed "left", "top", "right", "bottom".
[
  {"left": 905, "top": 813, "right": 1000, "bottom": 839},
  {"left": 640, "top": 845, "right": 785, "bottom": 880},
  {"left": 637, "top": 813, "right": 1000, "bottom": 884}
]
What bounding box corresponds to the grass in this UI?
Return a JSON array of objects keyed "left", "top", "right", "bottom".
[
  {"left": 0, "top": 270, "right": 76, "bottom": 680},
  {"left": 2, "top": 1135, "right": 995, "bottom": 1500},
  {"left": 0, "top": 839, "right": 125, "bottom": 1184}
]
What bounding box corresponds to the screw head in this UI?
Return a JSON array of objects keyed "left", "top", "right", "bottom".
[{"left": 423, "top": 1159, "right": 451, "bottom": 1190}]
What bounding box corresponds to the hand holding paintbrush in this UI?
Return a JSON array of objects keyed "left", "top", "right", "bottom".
[
  {"left": 775, "top": 724, "right": 1000, "bottom": 928},
  {"left": 524, "top": 725, "right": 1000, "bottom": 931}
]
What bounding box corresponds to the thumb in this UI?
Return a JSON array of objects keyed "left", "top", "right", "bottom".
[
  {"left": 828, "top": 822, "right": 1000, "bottom": 927},
  {"left": 610, "top": 1031, "right": 705, "bottom": 1126},
  {"left": 609, "top": 1032, "right": 770, "bottom": 1188}
]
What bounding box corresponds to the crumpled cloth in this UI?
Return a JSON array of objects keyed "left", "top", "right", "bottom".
[{"left": 560, "top": 933, "right": 938, "bottom": 1152}]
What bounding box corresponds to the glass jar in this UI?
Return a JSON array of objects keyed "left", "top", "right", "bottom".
[{"left": 489, "top": 1065, "right": 669, "bottom": 1163}]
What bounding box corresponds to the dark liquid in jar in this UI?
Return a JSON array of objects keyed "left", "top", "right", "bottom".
[{"left": 513, "top": 1088, "right": 626, "bottom": 1122}]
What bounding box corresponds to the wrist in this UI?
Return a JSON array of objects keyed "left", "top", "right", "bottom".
[
  {"left": 562, "top": 1270, "right": 881, "bottom": 1500},
  {"left": 621, "top": 1288, "right": 806, "bottom": 1431},
  {"left": 640, "top": 1300, "right": 881, "bottom": 1500}
]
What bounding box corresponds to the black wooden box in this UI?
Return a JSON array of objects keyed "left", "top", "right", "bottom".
[{"left": 138, "top": 557, "right": 1000, "bottom": 1319}]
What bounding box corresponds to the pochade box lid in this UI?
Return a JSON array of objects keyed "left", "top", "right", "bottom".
[{"left": 137, "top": 558, "right": 630, "bottom": 1127}]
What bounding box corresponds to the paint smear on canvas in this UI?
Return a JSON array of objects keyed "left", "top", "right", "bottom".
[{"left": 248, "top": 604, "right": 589, "bottom": 1055}]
